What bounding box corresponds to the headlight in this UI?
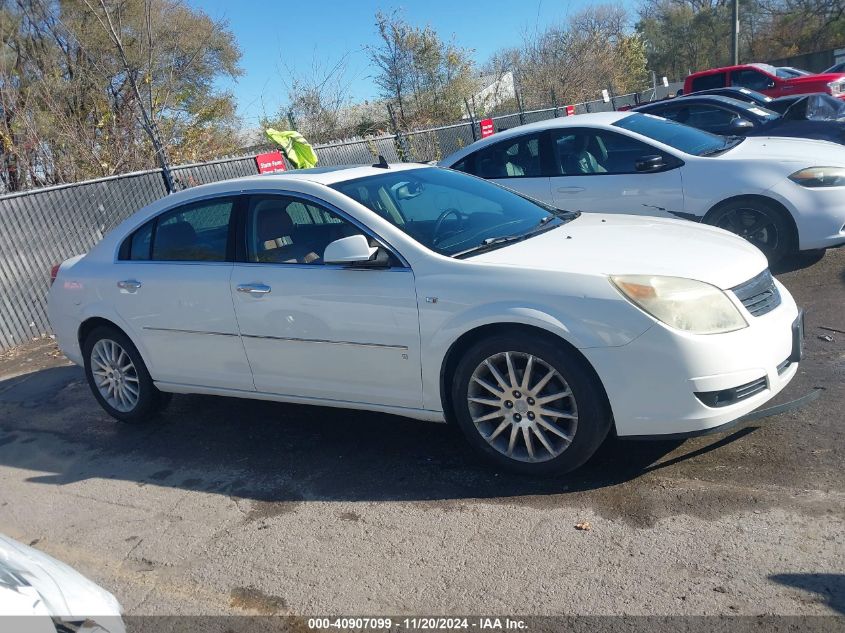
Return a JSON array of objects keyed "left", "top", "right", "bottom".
[
  {"left": 827, "top": 80, "right": 844, "bottom": 96},
  {"left": 789, "top": 166, "right": 845, "bottom": 188},
  {"left": 610, "top": 275, "right": 747, "bottom": 334}
]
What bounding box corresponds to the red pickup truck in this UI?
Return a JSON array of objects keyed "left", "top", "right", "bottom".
[{"left": 684, "top": 63, "right": 845, "bottom": 100}]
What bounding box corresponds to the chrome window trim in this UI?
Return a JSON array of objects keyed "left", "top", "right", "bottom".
[{"left": 113, "top": 188, "right": 411, "bottom": 269}]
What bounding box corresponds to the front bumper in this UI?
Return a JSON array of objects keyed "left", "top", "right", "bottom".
[
  {"left": 582, "top": 279, "right": 801, "bottom": 437},
  {"left": 764, "top": 180, "right": 845, "bottom": 250}
]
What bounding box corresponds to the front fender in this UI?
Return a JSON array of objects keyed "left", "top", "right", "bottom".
[{"left": 419, "top": 299, "right": 653, "bottom": 411}]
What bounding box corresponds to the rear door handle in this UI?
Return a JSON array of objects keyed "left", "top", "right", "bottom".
[
  {"left": 557, "top": 187, "right": 585, "bottom": 194},
  {"left": 237, "top": 283, "right": 272, "bottom": 295},
  {"left": 117, "top": 279, "right": 142, "bottom": 292}
]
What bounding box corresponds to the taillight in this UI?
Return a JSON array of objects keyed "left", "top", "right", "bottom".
[{"left": 50, "top": 263, "right": 61, "bottom": 286}]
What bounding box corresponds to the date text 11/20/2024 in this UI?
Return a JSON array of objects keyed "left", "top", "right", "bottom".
[{"left": 306, "top": 617, "right": 528, "bottom": 630}]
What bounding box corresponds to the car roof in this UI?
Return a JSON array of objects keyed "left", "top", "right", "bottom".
[
  {"left": 687, "top": 63, "right": 775, "bottom": 77},
  {"left": 638, "top": 94, "right": 757, "bottom": 110},
  {"left": 236, "top": 161, "right": 427, "bottom": 186},
  {"left": 440, "top": 111, "right": 631, "bottom": 165}
]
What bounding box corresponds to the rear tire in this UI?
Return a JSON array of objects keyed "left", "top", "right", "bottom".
[
  {"left": 704, "top": 199, "right": 795, "bottom": 265},
  {"left": 82, "top": 326, "right": 171, "bottom": 424},
  {"left": 450, "top": 333, "right": 612, "bottom": 475}
]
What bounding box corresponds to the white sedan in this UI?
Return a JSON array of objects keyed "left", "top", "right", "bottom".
[
  {"left": 440, "top": 111, "right": 845, "bottom": 263},
  {"left": 48, "top": 165, "right": 802, "bottom": 474}
]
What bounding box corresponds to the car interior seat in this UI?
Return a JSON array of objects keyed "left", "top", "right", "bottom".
[
  {"left": 154, "top": 221, "right": 198, "bottom": 260},
  {"left": 253, "top": 200, "right": 320, "bottom": 264}
]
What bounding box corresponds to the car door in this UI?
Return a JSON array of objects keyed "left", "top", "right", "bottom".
[
  {"left": 730, "top": 68, "right": 780, "bottom": 97},
  {"left": 460, "top": 131, "right": 553, "bottom": 203},
  {"left": 230, "top": 193, "right": 422, "bottom": 408},
  {"left": 112, "top": 195, "right": 254, "bottom": 391},
  {"left": 548, "top": 127, "right": 684, "bottom": 218}
]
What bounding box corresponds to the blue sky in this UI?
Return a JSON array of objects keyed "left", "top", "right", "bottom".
[{"left": 186, "top": 0, "right": 634, "bottom": 125}]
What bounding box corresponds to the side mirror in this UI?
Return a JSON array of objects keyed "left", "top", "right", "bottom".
[
  {"left": 635, "top": 155, "right": 666, "bottom": 173},
  {"left": 323, "top": 234, "right": 378, "bottom": 265},
  {"left": 729, "top": 118, "right": 755, "bottom": 133}
]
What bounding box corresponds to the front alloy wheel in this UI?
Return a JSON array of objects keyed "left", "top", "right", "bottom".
[
  {"left": 468, "top": 351, "right": 578, "bottom": 463},
  {"left": 451, "top": 333, "right": 611, "bottom": 474},
  {"left": 707, "top": 199, "right": 794, "bottom": 264}
]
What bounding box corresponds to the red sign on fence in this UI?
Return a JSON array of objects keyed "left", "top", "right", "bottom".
[
  {"left": 255, "top": 150, "right": 287, "bottom": 173},
  {"left": 479, "top": 118, "right": 495, "bottom": 139},
  {"left": 565, "top": 105, "right": 575, "bottom": 116}
]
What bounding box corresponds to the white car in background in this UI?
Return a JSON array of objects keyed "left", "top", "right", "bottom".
[
  {"left": 440, "top": 112, "right": 845, "bottom": 263},
  {"left": 0, "top": 533, "right": 124, "bottom": 633},
  {"left": 49, "top": 165, "right": 802, "bottom": 474}
]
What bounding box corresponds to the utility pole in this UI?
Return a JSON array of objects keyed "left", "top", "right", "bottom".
[{"left": 731, "top": 0, "right": 740, "bottom": 65}]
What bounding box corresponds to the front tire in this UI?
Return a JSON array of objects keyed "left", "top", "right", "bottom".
[
  {"left": 82, "top": 326, "right": 171, "bottom": 423},
  {"left": 450, "top": 334, "right": 612, "bottom": 475},
  {"left": 704, "top": 199, "right": 795, "bottom": 264}
]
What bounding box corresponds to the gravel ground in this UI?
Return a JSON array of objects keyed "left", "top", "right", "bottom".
[{"left": 0, "top": 249, "right": 843, "bottom": 620}]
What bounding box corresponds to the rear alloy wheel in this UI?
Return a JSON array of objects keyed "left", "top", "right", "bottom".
[
  {"left": 451, "top": 334, "right": 611, "bottom": 474},
  {"left": 83, "top": 326, "right": 171, "bottom": 423},
  {"left": 706, "top": 199, "right": 794, "bottom": 264}
]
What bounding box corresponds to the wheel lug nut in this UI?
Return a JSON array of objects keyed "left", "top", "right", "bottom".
[
  {"left": 504, "top": 401, "right": 513, "bottom": 408},
  {"left": 513, "top": 413, "right": 522, "bottom": 422},
  {"left": 513, "top": 390, "right": 521, "bottom": 398},
  {"left": 527, "top": 412, "right": 535, "bottom": 420},
  {"left": 527, "top": 397, "right": 535, "bottom": 405}
]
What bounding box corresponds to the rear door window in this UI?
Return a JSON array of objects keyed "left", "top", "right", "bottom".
[
  {"left": 691, "top": 73, "right": 726, "bottom": 91},
  {"left": 151, "top": 198, "right": 235, "bottom": 262},
  {"left": 468, "top": 133, "right": 545, "bottom": 179}
]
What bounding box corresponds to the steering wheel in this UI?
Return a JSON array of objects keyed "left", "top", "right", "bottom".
[{"left": 432, "top": 208, "right": 467, "bottom": 246}]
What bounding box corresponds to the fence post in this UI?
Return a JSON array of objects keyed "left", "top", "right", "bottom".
[
  {"left": 464, "top": 99, "right": 478, "bottom": 142},
  {"left": 551, "top": 89, "right": 559, "bottom": 117},
  {"left": 607, "top": 87, "right": 617, "bottom": 110},
  {"left": 387, "top": 103, "right": 411, "bottom": 161},
  {"left": 515, "top": 86, "right": 526, "bottom": 125}
]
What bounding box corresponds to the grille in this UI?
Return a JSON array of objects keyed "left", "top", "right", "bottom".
[
  {"left": 731, "top": 269, "right": 781, "bottom": 317},
  {"left": 695, "top": 375, "right": 768, "bottom": 408}
]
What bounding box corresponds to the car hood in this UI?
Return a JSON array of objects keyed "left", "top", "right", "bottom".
[
  {"left": 0, "top": 534, "right": 124, "bottom": 631},
  {"left": 467, "top": 213, "right": 767, "bottom": 289},
  {"left": 721, "top": 135, "right": 845, "bottom": 165},
  {"left": 787, "top": 72, "right": 845, "bottom": 85}
]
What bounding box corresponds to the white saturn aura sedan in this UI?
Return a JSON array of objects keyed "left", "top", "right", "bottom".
[
  {"left": 48, "top": 164, "right": 803, "bottom": 474},
  {"left": 440, "top": 112, "right": 845, "bottom": 263}
]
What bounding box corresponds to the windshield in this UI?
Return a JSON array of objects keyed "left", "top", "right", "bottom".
[
  {"left": 331, "top": 168, "right": 576, "bottom": 257},
  {"left": 776, "top": 67, "right": 810, "bottom": 78},
  {"left": 612, "top": 113, "right": 738, "bottom": 156}
]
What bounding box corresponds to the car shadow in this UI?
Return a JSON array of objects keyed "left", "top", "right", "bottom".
[
  {"left": 0, "top": 365, "right": 756, "bottom": 504},
  {"left": 771, "top": 249, "right": 826, "bottom": 275},
  {"left": 769, "top": 573, "right": 845, "bottom": 614}
]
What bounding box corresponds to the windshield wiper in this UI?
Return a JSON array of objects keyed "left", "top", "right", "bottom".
[
  {"left": 452, "top": 212, "right": 579, "bottom": 259},
  {"left": 699, "top": 136, "right": 743, "bottom": 157}
]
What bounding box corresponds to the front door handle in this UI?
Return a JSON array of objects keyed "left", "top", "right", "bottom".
[
  {"left": 237, "top": 283, "right": 272, "bottom": 295},
  {"left": 117, "top": 279, "right": 142, "bottom": 292},
  {"left": 557, "top": 186, "right": 585, "bottom": 194}
]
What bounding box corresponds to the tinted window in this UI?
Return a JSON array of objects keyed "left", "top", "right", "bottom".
[
  {"left": 246, "top": 195, "right": 360, "bottom": 264},
  {"left": 691, "top": 73, "right": 726, "bottom": 91},
  {"left": 553, "top": 129, "right": 665, "bottom": 175},
  {"left": 470, "top": 133, "right": 544, "bottom": 178},
  {"left": 127, "top": 221, "right": 153, "bottom": 260},
  {"left": 151, "top": 198, "right": 233, "bottom": 262},
  {"left": 332, "top": 168, "right": 572, "bottom": 257},
  {"left": 731, "top": 69, "right": 774, "bottom": 91},
  {"left": 613, "top": 113, "right": 728, "bottom": 156}
]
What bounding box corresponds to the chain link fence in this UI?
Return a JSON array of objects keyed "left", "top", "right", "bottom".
[{"left": 0, "top": 81, "right": 682, "bottom": 352}]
